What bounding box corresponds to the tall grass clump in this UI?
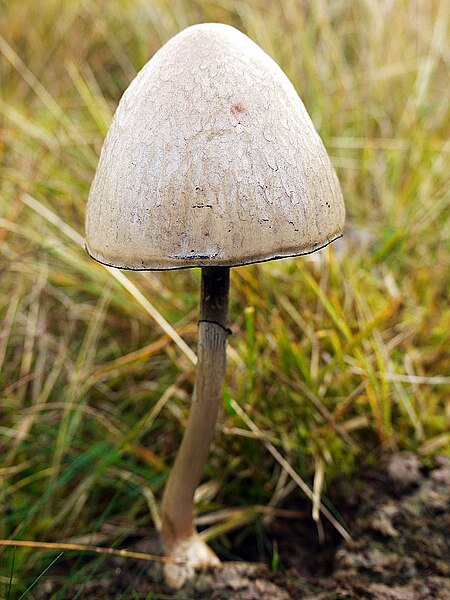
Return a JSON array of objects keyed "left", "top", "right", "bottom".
[{"left": 1, "top": 0, "right": 449, "bottom": 596}]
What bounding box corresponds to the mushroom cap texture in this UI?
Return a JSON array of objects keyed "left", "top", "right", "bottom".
[{"left": 85, "top": 23, "right": 345, "bottom": 270}]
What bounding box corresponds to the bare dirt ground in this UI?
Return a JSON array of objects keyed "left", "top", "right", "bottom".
[{"left": 37, "top": 453, "right": 450, "bottom": 599}]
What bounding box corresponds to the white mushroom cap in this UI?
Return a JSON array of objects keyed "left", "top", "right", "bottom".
[{"left": 86, "top": 23, "right": 345, "bottom": 270}]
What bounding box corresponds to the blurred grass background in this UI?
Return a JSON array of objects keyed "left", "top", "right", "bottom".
[{"left": 0, "top": 0, "right": 449, "bottom": 596}]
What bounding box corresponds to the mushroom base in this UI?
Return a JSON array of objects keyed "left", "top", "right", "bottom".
[{"left": 164, "top": 533, "right": 221, "bottom": 589}]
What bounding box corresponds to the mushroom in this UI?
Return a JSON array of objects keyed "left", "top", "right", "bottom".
[{"left": 85, "top": 23, "right": 345, "bottom": 589}]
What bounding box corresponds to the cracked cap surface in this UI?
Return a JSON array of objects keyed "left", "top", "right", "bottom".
[{"left": 85, "top": 23, "right": 345, "bottom": 270}]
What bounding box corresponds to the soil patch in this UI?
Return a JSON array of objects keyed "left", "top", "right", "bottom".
[{"left": 36, "top": 453, "right": 450, "bottom": 599}]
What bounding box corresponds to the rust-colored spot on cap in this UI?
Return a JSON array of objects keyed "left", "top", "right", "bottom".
[{"left": 231, "top": 103, "right": 246, "bottom": 115}]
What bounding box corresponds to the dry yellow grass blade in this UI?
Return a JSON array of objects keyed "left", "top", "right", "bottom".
[
  {"left": 0, "top": 539, "right": 182, "bottom": 564},
  {"left": 229, "top": 398, "right": 351, "bottom": 541}
]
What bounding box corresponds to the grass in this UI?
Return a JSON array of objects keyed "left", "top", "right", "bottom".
[{"left": 1, "top": 0, "right": 449, "bottom": 596}]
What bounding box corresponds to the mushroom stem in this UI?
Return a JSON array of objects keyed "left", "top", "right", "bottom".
[{"left": 161, "top": 266, "right": 230, "bottom": 588}]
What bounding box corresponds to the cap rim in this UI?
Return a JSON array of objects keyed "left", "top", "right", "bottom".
[{"left": 85, "top": 232, "right": 343, "bottom": 271}]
